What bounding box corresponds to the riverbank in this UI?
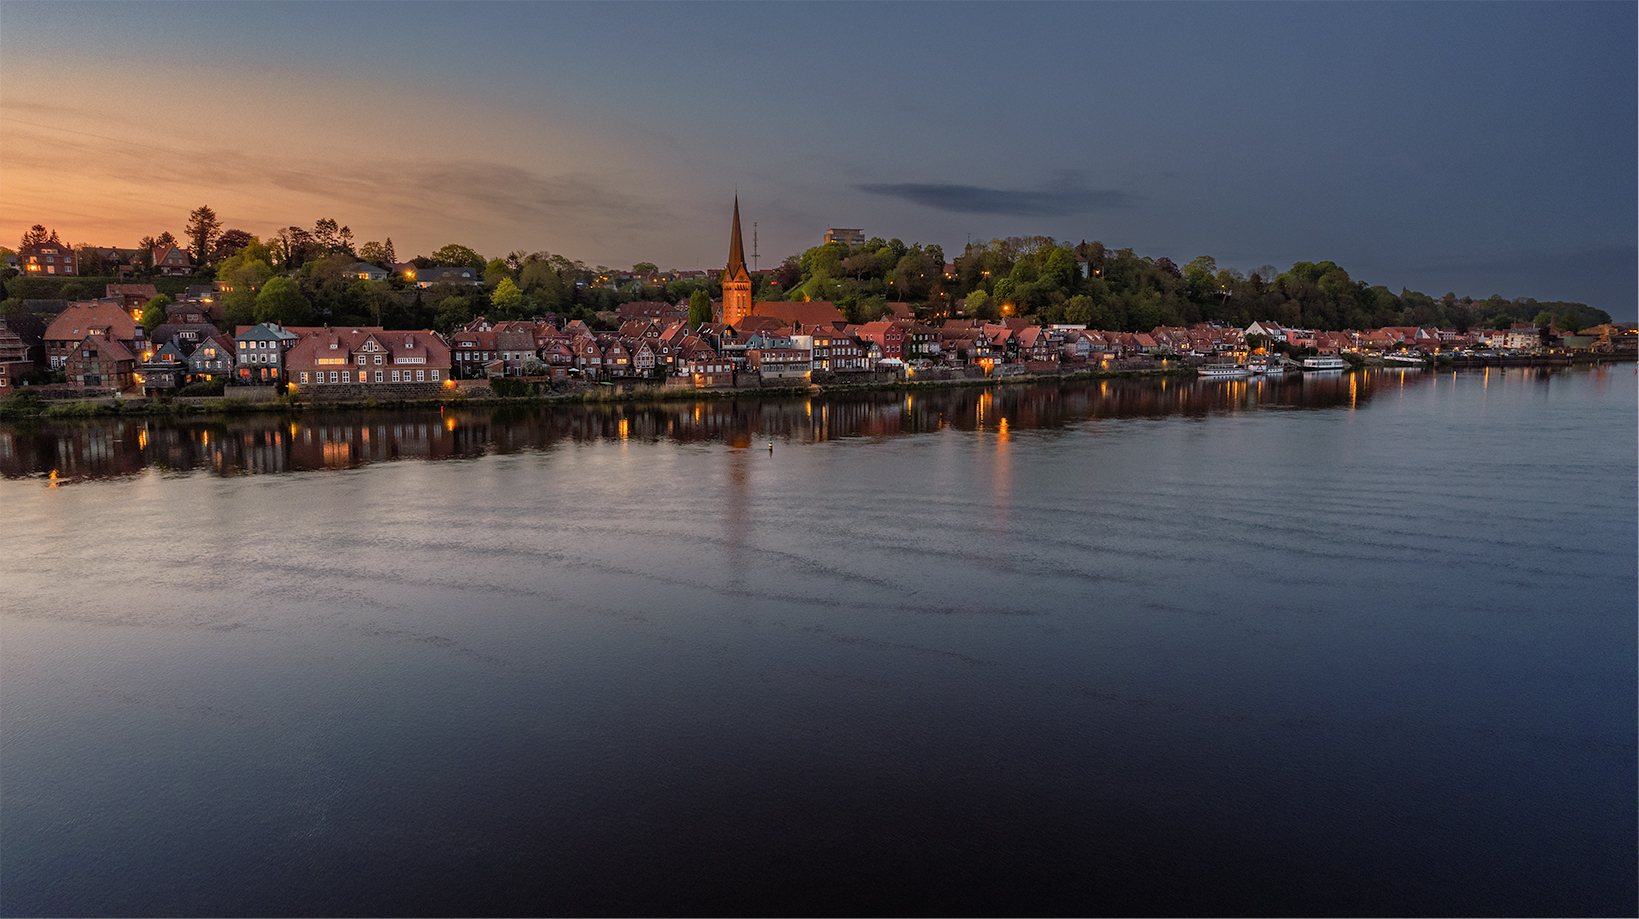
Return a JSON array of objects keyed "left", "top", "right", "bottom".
[{"left": 0, "top": 365, "right": 1199, "bottom": 421}]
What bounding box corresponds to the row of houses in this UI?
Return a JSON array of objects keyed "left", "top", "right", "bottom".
[
  {"left": 2, "top": 284, "right": 1569, "bottom": 398},
  {"left": 10, "top": 240, "right": 197, "bottom": 277},
  {"left": 1243, "top": 320, "right": 1553, "bottom": 354}
]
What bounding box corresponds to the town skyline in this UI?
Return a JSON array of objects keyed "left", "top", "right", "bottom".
[{"left": 2, "top": 2, "right": 1633, "bottom": 318}]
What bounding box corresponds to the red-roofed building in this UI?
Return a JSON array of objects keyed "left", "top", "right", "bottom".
[
  {"left": 286, "top": 327, "right": 450, "bottom": 390},
  {"left": 45, "top": 300, "right": 144, "bottom": 370},
  {"left": 746, "top": 300, "right": 847, "bottom": 332}
]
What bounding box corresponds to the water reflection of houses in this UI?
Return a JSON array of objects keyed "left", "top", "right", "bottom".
[{"left": 1, "top": 371, "right": 1449, "bottom": 482}]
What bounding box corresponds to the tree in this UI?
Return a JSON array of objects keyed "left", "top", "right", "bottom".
[
  {"left": 430, "top": 244, "right": 485, "bottom": 272},
  {"left": 19, "top": 225, "right": 50, "bottom": 250},
  {"left": 185, "top": 205, "right": 221, "bottom": 265},
  {"left": 1041, "top": 246, "right": 1078, "bottom": 291},
  {"left": 965, "top": 289, "right": 995, "bottom": 319},
  {"left": 359, "top": 239, "right": 396, "bottom": 268},
  {"left": 140, "top": 295, "right": 174, "bottom": 334},
  {"left": 688, "top": 289, "right": 712, "bottom": 327},
  {"left": 491, "top": 278, "right": 525, "bottom": 317},
  {"left": 633, "top": 262, "right": 658, "bottom": 275},
  {"left": 434, "top": 295, "right": 472, "bottom": 332},
  {"left": 76, "top": 245, "right": 109, "bottom": 277},
  {"left": 213, "top": 229, "right": 254, "bottom": 262},
  {"left": 219, "top": 252, "right": 274, "bottom": 295},
  {"left": 255, "top": 276, "right": 313, "bottom": 326},
  {"left": 359, "top": 279, "right": 397, "bottom": 326},
  {"left": 484, "top": 258, "right": 513, "bottom": 288},
  {"left": 271, "top": 227, "right": 316, "bottom": 269}
]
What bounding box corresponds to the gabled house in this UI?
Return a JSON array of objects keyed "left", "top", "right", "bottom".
[
  {"left": 66, "top": 333, "right": 136, "bottom": 390},
  {"left": 234, "top": 322, "right": 304, "bottom": 384},
  {"left": 188, "top": 334, "right": 236, "bottom": 380},
  {"left": 286, "top": 327, "right": 451, "bottom": 389},
  {"left": 45, "top": 300, "right": 144, "bottom": 370},
  {"left": 18, "top": 234, "right": 77, "bottom": 276},
  {"left": 345, "top": 262, "right": 390, "bottom": 281},
  {"left": 411, "top": 266, "right": 482, "bottom": 287},
  {"left": 106, "top": 284, "right": 160, "bottom": 317},
  {"left": 152, "top": 245, "right": 194, "bottom": 275},
  {"left": 138, "top": 340, "right": 190, "bottom": 394}
]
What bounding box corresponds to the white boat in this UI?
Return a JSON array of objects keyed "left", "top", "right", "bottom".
[
  {"left": 1301, "top": 355, "right": 1349, "bottom": 372},
  {"left": 1198, "top": 362, "right": 1251, "bottom": 378},
  {"left": 1247, "top": 356, "right": 1289, "bottom": 375},
  {"left": 1382, "top": 353, "right": 1425, "bottom": 366}
]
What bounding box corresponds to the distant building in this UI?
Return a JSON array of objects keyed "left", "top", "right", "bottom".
[
  {"left": 18, "top": 234, "right": 76, "bottom": 276},
  {"left": 824, "top": 228, "right": 865, "bottom": 247}
]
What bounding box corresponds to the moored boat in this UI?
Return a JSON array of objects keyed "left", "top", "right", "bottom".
[
  {"left": 1199, "top": 362, "right": 1251, "bottom": 378},
  {"left": 1301, "top": 355, "right": 1349, "bottom": 372}
]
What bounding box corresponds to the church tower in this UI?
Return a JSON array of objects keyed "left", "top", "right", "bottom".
[{"left": 721, "top": 195, "right": 753, "bottom": 326}]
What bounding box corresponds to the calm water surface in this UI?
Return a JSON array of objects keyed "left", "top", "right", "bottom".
[{"left": 2, "top": 368, "right": 1634, "bottom": 916}]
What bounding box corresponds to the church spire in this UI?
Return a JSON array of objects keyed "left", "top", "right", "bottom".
[
  {"left": 725, "top": 194, "right": 748, "bottom": 280},
  {"left": 720, "top": 194, "right": 754, "bottom": 325}
]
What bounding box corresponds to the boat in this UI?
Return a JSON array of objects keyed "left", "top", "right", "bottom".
[
  {"left": 1247, "top": 356, "right": 1289, "bottom": 375},
  {"left": 1198, "top": 362, "right": 1251, "bottom": 378},
  {"left": 1301, "top": 355, "right": 1349, "bottom": 372},
  {"left": 1382, "top": 352, "right": 1425, "bottom": 366}
]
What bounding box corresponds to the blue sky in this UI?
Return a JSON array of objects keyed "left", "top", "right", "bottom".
[{"left": 3, "top": 1, "right": 1633, "bottom": 316}]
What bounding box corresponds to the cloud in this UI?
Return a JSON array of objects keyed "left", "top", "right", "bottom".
[
  {"left": 854, "top": 175, "right": 1136, "bottom": 216},
  {"left": 0, "top": 113, "right": 669, "bottom": 252}
]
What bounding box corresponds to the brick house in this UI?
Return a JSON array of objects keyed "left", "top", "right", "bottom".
[
  {"left": 286, "top": 327, "right": 451, "bottom": 390},
  {"left": 65, "top": 334, "right": 136, "bottom": 390},
  {"left": 106, "top": 284, "right": 160, "bottom": 318},
  {"left": 45, "top": 300, "right": 144, "bottom": 370},
  {"left": 18, "top": 234, "right": 76, "bottom": 276},
  {"left": 0, "top": 318, "right": 35, "bottom": 392}
]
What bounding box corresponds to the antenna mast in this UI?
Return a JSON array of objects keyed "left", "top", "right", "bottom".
[{"left": 752, "top": 222, "right": 759, "bottom": 272}]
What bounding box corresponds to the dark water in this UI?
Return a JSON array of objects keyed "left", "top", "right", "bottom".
[{"left": 3, "top": 367, "right": 1634, "bottom": 917}]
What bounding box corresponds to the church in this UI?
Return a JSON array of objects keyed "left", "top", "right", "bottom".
[
  {"left": 720, "top": 196, "right": 754, "bottom": 326},
  {"left": 718, "top": 197, "right": 847, "bottom": 331}
]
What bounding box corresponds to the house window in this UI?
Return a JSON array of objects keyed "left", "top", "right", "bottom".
[
  {"left": 329, "top": 371, "right": 338, "bottom": 383},
  {"left": 357, "top": 355, "right": 366, "bottom": 365},
  {"left": 300, "top": 372, "right": 309, "bottom": 383},
  {"left": 374, "top": 355, "right": 382, "bottom": 365},
  {"left": 391, "top": 370, "right": 400, "bottom": 382},
  {"left": 374, "top": 371, "right": 383, "bottom": 382},
  {"left": 415, "top": 370, "right": 425, "bottom": 381}
]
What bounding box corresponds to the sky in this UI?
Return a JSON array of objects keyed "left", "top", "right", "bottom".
[{"left": 2, "top": 1, "right": 1634, "bottom": 317}]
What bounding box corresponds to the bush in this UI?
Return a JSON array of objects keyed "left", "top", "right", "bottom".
[
  {"left": 490, "top": 377, "right": 535, "bottom": 398},
  {"left": 0, "top": 389, "right": 43, "bottom": 419},
  {"left": 176, "top": 378, "right": 226, "bottom": 397}
]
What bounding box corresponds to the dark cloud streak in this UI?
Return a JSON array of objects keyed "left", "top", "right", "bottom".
[{"left": 855, "top": 178, "right": 1136, "bottom": 216}]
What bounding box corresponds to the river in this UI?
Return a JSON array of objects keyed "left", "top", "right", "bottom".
[{"left": 2, "top": 366, "right": 1634, "bottom": 916}]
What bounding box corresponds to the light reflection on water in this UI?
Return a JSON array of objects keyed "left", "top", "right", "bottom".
[
  {"left": 1, "top": 366, "right": 1634, "bottom": 917},
  {"left": 0, "top": 368, "right": 1474, "bottom": 483}
]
